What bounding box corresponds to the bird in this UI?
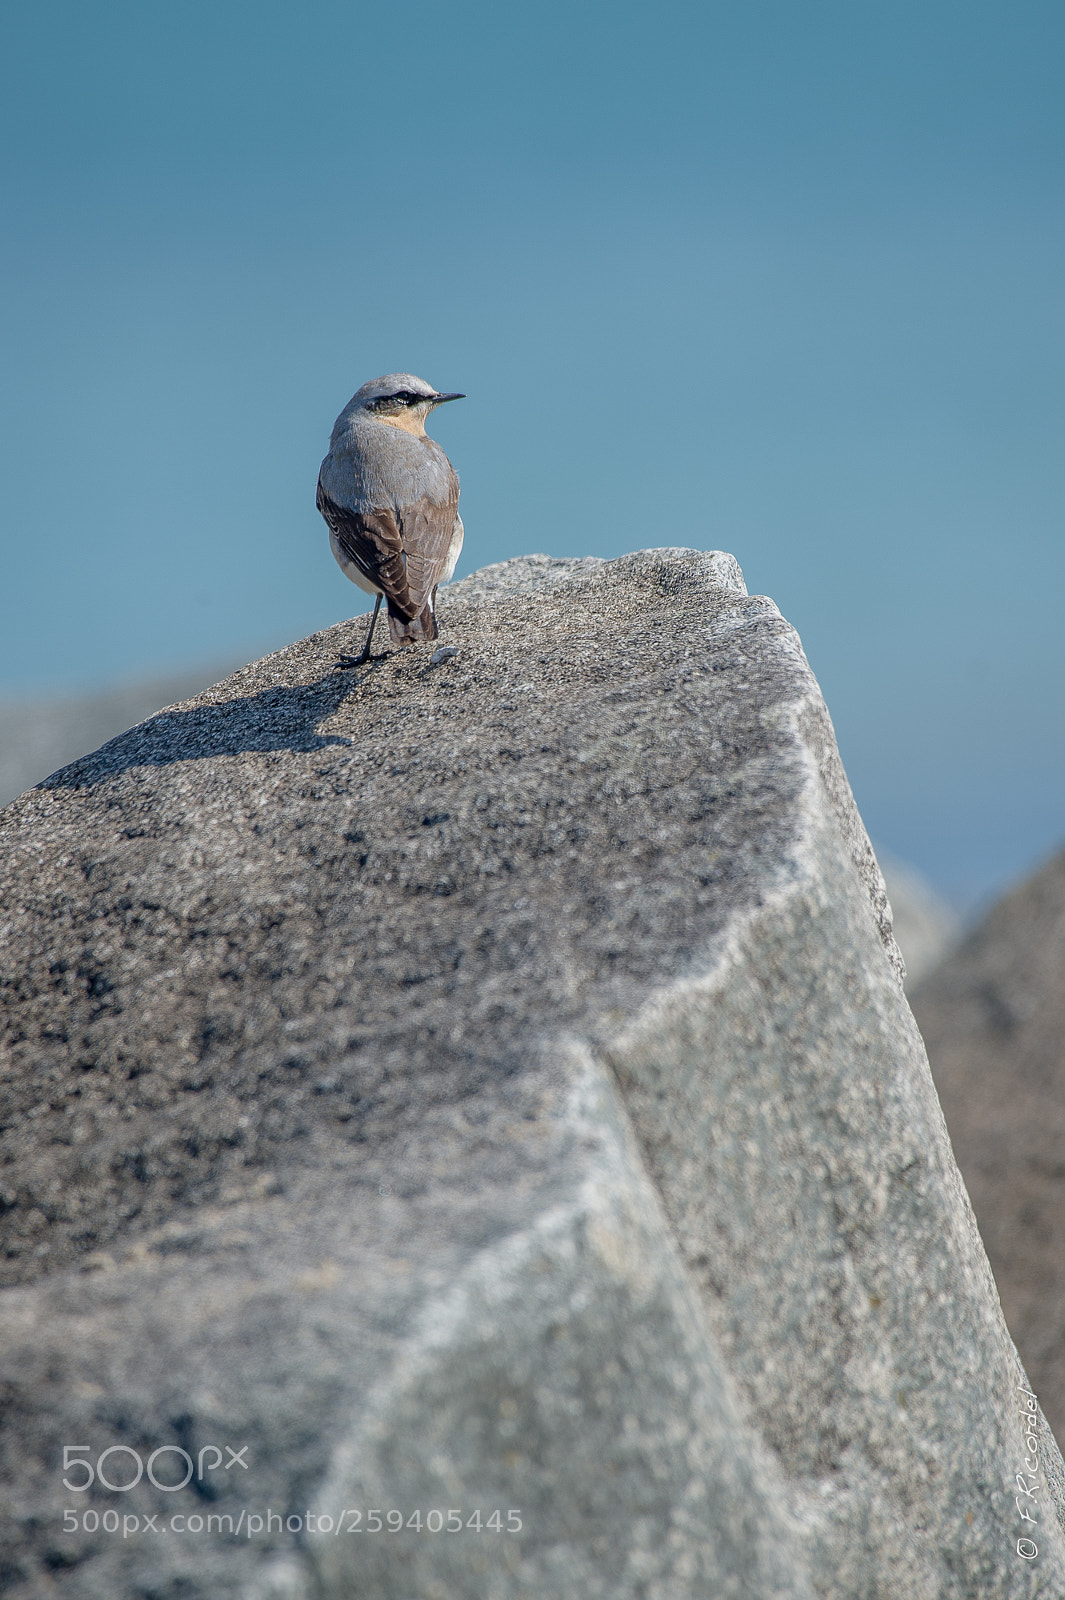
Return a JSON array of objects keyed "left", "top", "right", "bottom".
[{"left": 316, "top": 373, "right": 465, "bottom": 666}]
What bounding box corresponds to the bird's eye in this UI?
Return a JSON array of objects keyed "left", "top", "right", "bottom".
[{"left": 367, "top": 391, "right": 422, "bottom": 412}]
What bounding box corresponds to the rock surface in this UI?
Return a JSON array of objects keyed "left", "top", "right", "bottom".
[
  {"left": 912, "top": 845, "right": 1065, "bottom": 1447},
  {"left": 1, "top": 549, "right": 1061, "bottom": 1598}
]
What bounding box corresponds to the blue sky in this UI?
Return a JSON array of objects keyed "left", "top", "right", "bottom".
[{"left": 1, "top": 1, "right": 1062, "bottom": 904}]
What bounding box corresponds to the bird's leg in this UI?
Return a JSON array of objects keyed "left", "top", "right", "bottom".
[
  {"left": 335, "top": 593, "right": 383, "bottom": 669},
  {"left": 360, "top": 592, "right": 384, "bottom": 660}
]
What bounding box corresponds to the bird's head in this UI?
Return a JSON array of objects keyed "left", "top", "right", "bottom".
[{"left": 349, "top": 373, "right": 465, "bottom": 437}]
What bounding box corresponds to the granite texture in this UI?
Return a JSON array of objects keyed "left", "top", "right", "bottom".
[{"left": 1, "top": 549, "right": 1061, "bottom": 1598}]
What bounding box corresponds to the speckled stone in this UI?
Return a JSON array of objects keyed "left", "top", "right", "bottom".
[{"left": 1, "top": 550, "right": 1061, "bottom": 1599}]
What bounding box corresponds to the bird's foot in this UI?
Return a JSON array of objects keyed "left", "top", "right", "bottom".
[{"left": 333, "top": 650, "right": 377, "bottom": 670}]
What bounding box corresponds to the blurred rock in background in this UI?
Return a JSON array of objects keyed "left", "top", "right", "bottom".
[
  {"left": 878, "top": 852, "right": 963, "bottom": 988},
  {"left": 911, "top": 845, "right": 1065, "bottom": 1444},
  {"left": 0, "top": 665, "right": 238, "bottom": 809}
]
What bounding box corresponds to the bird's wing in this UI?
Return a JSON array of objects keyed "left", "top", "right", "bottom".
[
  {"left": 400, "top": 477, "right": 461, "bottom": 611},
  {"left": 315, "top": 481, "right": 419, "bottom": 622}
]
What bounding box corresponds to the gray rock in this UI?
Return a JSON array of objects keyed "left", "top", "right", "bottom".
[
  {"left": 912, "top": 845, "right": 1065, "bottom": 1447},
  {"left": 0, "top": 549, "right": 1061, "bottom": 1598}
]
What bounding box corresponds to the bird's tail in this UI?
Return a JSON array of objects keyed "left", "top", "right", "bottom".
[{"left": 387, "top": 598, "right": 438, "bottom": 646}]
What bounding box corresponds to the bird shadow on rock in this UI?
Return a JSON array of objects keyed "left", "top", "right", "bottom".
[{"left": 40, "top": 672, "right": 364, "bottom": 790}]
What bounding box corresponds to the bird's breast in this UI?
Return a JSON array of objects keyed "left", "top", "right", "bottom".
[{"left": 320, "top": 425, "right": 457, "bottom": 515}]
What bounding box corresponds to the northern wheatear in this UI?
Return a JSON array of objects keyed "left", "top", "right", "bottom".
[{"left": 316, "top": 373, "right": 465, "bottom": 666}]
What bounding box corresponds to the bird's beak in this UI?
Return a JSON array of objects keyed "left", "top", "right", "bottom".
[{"left": 430, "top": 392, "right": 465, "bottom": 405}]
